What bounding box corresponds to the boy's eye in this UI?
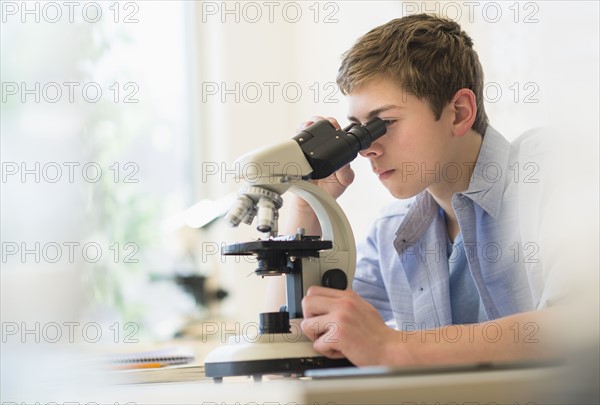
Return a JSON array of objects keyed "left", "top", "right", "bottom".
[{"left": 381, "top": 119, "right": 397, "bottom": 126}]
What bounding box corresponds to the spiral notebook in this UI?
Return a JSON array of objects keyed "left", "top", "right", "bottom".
[
  {"left": 109, "top": 348, "right": 195, "bottom": 369},
  {"left": 106, "top": 348, "right": 208, "bottom": 384}
]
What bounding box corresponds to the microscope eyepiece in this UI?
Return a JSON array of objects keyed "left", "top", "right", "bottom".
[
  {"left": 343, "top": 117, "right": 389, "bottom": 151},
  {"left": 293, "top": 117, "right": 387, "bottom": 180}
]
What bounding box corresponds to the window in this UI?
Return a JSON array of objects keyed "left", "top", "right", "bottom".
[{"left": 1, "top": 1, "right": 195, "bottom": 338}]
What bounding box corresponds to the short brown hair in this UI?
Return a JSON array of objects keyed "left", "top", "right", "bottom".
[{"left": 337, "top": 14, "right": 488, "bottom": 135}]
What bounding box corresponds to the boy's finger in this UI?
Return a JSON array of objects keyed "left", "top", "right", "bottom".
[{"left": 306, "top": 285, "right": 347, "bottom": 298}]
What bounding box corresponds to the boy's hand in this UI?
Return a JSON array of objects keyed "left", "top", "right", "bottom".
[
  {"left": 296, "top": 116, "right": 355, "bottom": 201},
  {"left": 300, "top": 286, "right": 400, "bottom": 366}
]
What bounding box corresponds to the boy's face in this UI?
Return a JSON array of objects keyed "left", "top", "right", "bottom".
[{"left": 348, "top": 77, "right": 457, "bottom": 199}]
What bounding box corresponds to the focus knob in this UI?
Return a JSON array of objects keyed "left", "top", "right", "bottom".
[
  {"left": 321, "top": 269, "right": 348, "bottom": 290},
  {"left": 259, "top": 311, "right": 290, "bottom": 334}
]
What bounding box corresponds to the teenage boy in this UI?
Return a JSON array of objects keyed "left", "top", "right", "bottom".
[{"left": 273, "top": 14, "right": 557, "bottom": 366}]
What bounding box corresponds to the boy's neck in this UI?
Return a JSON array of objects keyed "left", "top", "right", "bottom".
[{"left": 428, "top": 129, "right": 483, "bottom": 242}]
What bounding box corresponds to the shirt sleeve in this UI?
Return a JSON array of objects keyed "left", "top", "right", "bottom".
[{"left": 353, "top": 218, "right": 395, "bottom": 324}]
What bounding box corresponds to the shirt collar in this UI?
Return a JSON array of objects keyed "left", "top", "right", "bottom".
[
  {"left": 393, "top": 191, "right": 438, "bottom": 252},
  {"left": 459, "top": 125, "right": 510, "bottom": 218},
  {"left": 394, "top": 125, "right": 510, "bottom": 251}
]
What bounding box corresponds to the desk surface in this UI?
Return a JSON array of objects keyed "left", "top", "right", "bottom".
[
  {"left": 86, "top": 365, "right": 571, "bottom": 405},
  {"left": 4, "top": 341, "right": 592, "bottom": 404}
]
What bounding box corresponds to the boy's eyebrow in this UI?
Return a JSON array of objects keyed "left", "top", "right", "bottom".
[{"left": 347, "top": 105, "right": 403, "bottom": 123}]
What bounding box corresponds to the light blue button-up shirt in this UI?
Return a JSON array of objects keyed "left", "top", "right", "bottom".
[{"left": 353, "top": 126, "right": 541, "bottom": 330}]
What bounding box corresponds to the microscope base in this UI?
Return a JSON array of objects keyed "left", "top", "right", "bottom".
[
  {"left": 204, "top": 333, "right": 354, "bottom": 382},
  {"left": 206, "top": 356, "right": 353, "bottom": 382}
]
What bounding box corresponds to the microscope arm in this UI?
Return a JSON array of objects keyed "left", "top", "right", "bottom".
[{"left": 287, "top": 180, "right": 356, "bottom": 281}]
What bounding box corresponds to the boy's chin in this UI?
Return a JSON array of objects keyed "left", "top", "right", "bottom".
[
  {"left": 384, "top": 182, "right": 427, "bottom": 200},
  {"left": 387, "top": 185, "right": 423, "bottom": 200}
]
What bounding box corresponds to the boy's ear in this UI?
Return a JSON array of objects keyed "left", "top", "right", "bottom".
[{"left": 451, "top": 88, "right": 477, "bottom": 137}]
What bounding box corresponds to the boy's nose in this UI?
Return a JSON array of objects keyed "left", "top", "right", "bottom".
[{"left": 359, "top": 141, "right": 382, "bottom": 158}]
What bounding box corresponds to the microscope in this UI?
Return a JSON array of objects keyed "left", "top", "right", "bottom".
[{"left": 204, "top": 118, "right": 387, "bottom": 382}]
